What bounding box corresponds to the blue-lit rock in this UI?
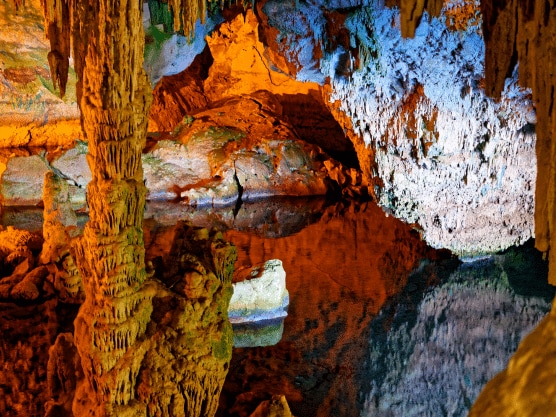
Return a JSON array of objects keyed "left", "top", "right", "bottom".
[
  {"left": 362, "top": 250, "right": 554, "bottom": 416},
  {"left": 261, "top": 0, "right": 536, "bottom": 256}
]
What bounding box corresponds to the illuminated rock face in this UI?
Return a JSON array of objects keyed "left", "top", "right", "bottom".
[
  {"left": 0, "top": 0, "right": 81, "bottom": 147},
  {"left": 147, "top": 94, "right": 332, "bottom": 204},
  {"left": 323, "top": 1, "right": 535, "bottom": 256}
]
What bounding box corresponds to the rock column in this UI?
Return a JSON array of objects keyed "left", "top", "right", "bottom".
[{"left": 68, "top": 0, "right": 154, "bottom": 415}]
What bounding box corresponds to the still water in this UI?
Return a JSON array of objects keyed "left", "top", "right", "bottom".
[{"left": 1, "top": 198, "right": 554, "bottom": 417}]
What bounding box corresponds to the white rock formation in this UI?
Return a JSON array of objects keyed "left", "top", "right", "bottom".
[
  {"left": 260, "top": 0, "right": 536, "bottom": 256},
  {"left": 325, "top": 2, "right": 536, "bottom": 256},
  {"left": 229, "top": 259, "right": 289, "bottom": 324}
]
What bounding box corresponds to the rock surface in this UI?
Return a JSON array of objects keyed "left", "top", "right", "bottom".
[
  {"left": 229, "top": 259, "right": 289, "bottom": 324},
  {"left": 255, "top": 0, "right": 536, "bottom": 256},
  {"left": 0, "top": 0, "right": 81, "bottom": 147},
  {"left": 1, "top": 155, "right": 50, "bottom": 206},
  {"left": 325, "top": 2, "right": 536, "bottom": 256}
]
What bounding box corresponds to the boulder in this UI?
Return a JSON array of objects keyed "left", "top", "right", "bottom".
[
  {"left": 50, "top": 141, "right": 90, "bottom": 208},
  {"left": 229, "top": 259, "right": 289, "bottom": 324},
  {"left": 142, "top": 138, "right": 239, "bottom": 205},
  {"left": 174, "top": 94, "right": 329, "bottom": 204},
  {"left": 1, "top": 155, "right": 49, "bottom": 206}
]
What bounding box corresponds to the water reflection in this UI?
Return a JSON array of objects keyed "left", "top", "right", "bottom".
[
  {"left": 232, "top": 318, "right": 286, "bottom": 348},
  {"left": 1, "top": 198, "right": 553, "bottom": 417},
  {"left": 363, "top": 246, "right": 553, "bottom": 417},
  {"left": 218, "top": 201, "right": 436, "bottom": 417}
]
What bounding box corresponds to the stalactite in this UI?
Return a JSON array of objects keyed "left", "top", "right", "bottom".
[
  {"left": 40, "top": 0, "right": 71, "bottom": 97},
  {"left": 399, "top": 0, "right": 443, "bottom": 38}
]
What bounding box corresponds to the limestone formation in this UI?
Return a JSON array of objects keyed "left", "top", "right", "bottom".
[
  {"left": 40, "top": 171, "right": 83, "bottom": 302},
  {"left": 0, "top": 226, "right": 42, "bottom": 275},
  {"left": 229, "top": 259, "right": 289, "bottom": 324},
  {"left": 1, "top": 155, "right": 50, "bottom": 206},
  {"left": 36, "top": 0, "right": 240, "bottom": 413},
  {"left": 393, "top": 0, "right": 556, "bottom": 415},
  {"left": 467, "top": 1, "right": 556, "bottom": 414},
  {"left": 322, "top": 1, "right": 536, "bottom": 256}
]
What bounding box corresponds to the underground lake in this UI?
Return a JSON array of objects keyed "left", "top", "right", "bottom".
[{"left": 1, "top": 197, "right": 554, "bottom": 416}]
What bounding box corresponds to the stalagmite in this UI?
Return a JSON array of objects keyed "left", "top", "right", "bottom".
[
  {"left": 40, "top": 171, "right": 83, "bottom": 302},
  {"left": 64, "top": 0, "right": 155, "bottom": 414}
]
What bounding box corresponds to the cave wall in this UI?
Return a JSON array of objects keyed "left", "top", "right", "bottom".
[
  {"left": 1, "top": 0, "right": 537, "bottom": 259},
  {"left": 255, "top": 0, "right": 536, "bottom": 256}
]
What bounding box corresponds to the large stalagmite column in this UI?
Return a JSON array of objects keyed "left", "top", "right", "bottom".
[{"left": 67, "top": 0, "right": 155, "bottom": 415}]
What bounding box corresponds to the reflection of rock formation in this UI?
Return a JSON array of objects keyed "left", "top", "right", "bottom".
[
  {"left": 139, "top": 222, "right": 236, "bottom": 417},
  {"left": 362, "top": 249, "right": 553, "bottom": 417},
  {"left": 219, "top": 202, "right": 437, "bottom": 417}
]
